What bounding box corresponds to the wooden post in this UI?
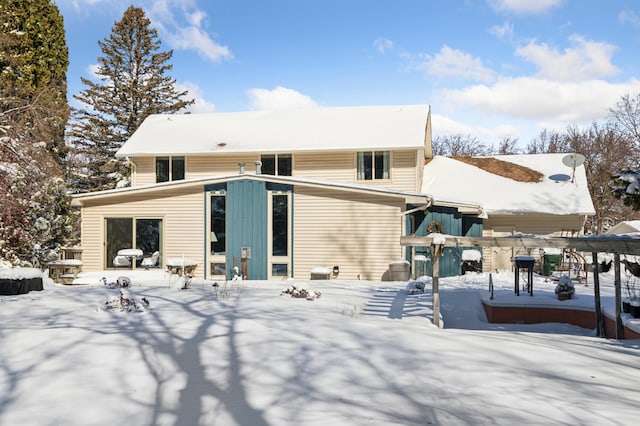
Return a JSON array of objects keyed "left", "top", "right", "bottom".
[
  {"left": 431, "top": 243, "right": 442, "bottom": 328},
  {"left": 614, "top": 253, "right": 623, "bottom": 339},
  {"left": 592, "top": 251, "right": 605, "bottom": 337},
  {"left": 411, "top": 246, "right": 416, "bottom": 279}
]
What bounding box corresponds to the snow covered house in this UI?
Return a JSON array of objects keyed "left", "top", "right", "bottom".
[
  {"left": 72, "top": 105, "right": 464, "bottom": 280},
  {"left": 71, "top": 105, "right": 594, "bottom": 279},
  {"left": 422, "top": 154, "right": 596, "bottom": 271}
]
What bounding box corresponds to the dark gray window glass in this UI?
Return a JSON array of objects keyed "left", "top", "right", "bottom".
[
  {"left": 172, "top": 156, "right": 185, "bottom": 180},
  {"left": 156, "top": 157, "right": 169, "bottom": 182},
  {"left": 272, "top": 194, "right": 288, "bottom": 256},
  {"left": 261, "top": 155, "right": 276, "bottom": 175}
]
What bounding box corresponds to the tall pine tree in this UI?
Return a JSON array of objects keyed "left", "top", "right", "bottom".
[
  {"left": 0, "top": 0, "right": 69, "bottom": 160},
  {"left": 0, "top": 0, "right": 72, "bottom": 266},
  {"left": 68, "top": 6, "right": 193, "bottom": 192}
]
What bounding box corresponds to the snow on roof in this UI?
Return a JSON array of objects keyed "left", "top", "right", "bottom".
[
  {"left": 116, "top": 104, "right": 430, "bottom": 157},
  {"left": 605, "top": 220, "right": 640, "bottom": 235},
  {"left": 422, "top": 154, "right": 596, "bottom": 216}
]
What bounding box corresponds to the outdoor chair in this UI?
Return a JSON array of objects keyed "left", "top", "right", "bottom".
[
  {"left": 113, "top": 255, "right": 131, "bottom": 268},
  {"left": 141, "top": 251, "right": 160, "bottom": 269}
]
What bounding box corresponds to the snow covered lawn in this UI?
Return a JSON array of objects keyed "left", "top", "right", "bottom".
[{"left": 1, "top": 271, "right": 639, "bottom": 425}]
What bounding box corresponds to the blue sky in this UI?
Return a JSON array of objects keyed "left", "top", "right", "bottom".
[{"left": 55, "top": 0, "right": 640, "bottom": 148}]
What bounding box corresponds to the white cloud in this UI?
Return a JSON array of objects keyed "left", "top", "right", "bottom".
[
  {"left": 246, "top": 86, "right": 318, "bottom": 110},
  {"left": 515, "top": 35, "right": 618, "bottom": 81},
  {"left": 373, "top": 38, "right": 394, "bottom": 54},
  {"left": 431, "top": 114, "right": 527, "bottom": 147},
  {"left": 431, "top": 114, "right": 485, "bottom": 136},
  {"left": 488, "top": 0, "right": 563, "bottom": 15},
  {"left": 436, "top": 77, "right": 640, "bottom": 124},
  {"left": 488, "top": 21, "right": 514, "bottom": 39},
  {"left": 87, "top": 63, "right": 101, "bottom": 79},
  {"left": 148, "top": 1, "right": 232, "bottom": 63},
  {"left": 177, "top": 81, "right": 216, "bottom": 113},
  {"left": 420, "top": 46, "right": 495, "bottom": 83},
  {"left": 166, "top": 26, "right": 232, "bottom": 62},
  {"left": 619, "top": 10, "right": 640, "bottom": 27}
]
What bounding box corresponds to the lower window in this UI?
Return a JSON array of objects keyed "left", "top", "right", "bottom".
[{"left": 105, "top": 218, "right": 162, "bottom": 269}]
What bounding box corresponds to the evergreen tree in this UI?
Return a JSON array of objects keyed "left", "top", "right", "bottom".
[
  {"left": 0, "top": 0, "right": 69, "bottom": 160},
  {"left": 0, "top": 0, "right": 72, "bottom": 266},
  {"left": 68, "top": 6, "right": 193, "bottom": 192}
]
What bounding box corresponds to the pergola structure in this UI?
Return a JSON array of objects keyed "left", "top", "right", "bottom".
[{"left": 400, "top": 234, "right": 640, "bottom": 338}]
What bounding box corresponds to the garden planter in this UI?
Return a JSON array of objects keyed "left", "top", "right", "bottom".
[
  {"left": 630, "top": 303, "right": 640, "bottom": 319},
  {"left": 622, "top": 300, "right": 631, "bottom": 314},
  {"left": 557, "top": 292, "right": 572, "bottom": 301}
]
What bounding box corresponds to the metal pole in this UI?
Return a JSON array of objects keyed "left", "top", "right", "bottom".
[
  {"left": 592, "top": 251, "right": 605, "bottom": 337},
  {"left": 614, "top": 253, "right": 623, "bottom": 339},
  {"left": 431, "top": 244, "right": 441, "bottom": 328}
]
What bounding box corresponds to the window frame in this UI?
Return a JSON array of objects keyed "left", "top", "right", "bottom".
[
  {"left": 267, "top": 191, "right": 292, "bottom": 279},
  {"left": 261, "top": 154, "right": 292, "bottom": 176},
  {"left": 356, "top": 150, "right": 390, "bottom": 181},
  {"left": 155, "top": 156, "right": 185, "bottom": 182}
]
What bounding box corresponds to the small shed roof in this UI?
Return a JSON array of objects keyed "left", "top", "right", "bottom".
[
  {"left": 605, "top": 220, "right": 640, "bottom": 235},
  {"left": 116, "top": 104, "right": 430, "bottom": 157},
  {"left": 422, "top": 154, "right": 596, "bottom": 216}
]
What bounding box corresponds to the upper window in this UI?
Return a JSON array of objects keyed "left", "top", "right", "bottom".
[
  {"left": 357, "top": 151, "right": 390, "bottom": 180},
  {"left": 261, "top": 154, "right": 292, "bottom": 176},
  {"left": 156, "top": 156, "right": 185, "bottom": 182}
]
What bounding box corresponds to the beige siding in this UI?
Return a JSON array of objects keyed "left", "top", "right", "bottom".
[
  {"left": 131, "top": 157, "right": 155, "bottom": 186},
  {"left": 294, "top": 152, "right": 354, "bottom": 181},
  {"left": 295, "top": 149, "right": 420, "bottom": 192},
  {"left": 80, "top": 187, "right": 205, "bottom": 278},
  {"left": 187, "top": 154, "right": 261, "bottom": 179},
  {"left": 293, "top": 187, "right": 405, "bottom": 280},
  {"left": 388, "top": 150, "right": 421, "bottom": 192},
  {"left": 481, "top": 213, "right": 588, "bottom": 272},
  {"left": 131, "top": 149, "right": 421, "bottom": 192},
  {"left": 485, "top": 213, "right": 587, "bottom": 236}
]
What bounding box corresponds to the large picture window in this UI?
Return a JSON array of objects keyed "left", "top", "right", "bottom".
[
  {"left": 105, "top": 218, "right": 162, "bottom": 268},
  {"left": 357, "top": 151, "right": 390, "bottom": 180},
  {"left": 156, "top": 156, "right": 185, "bottom": 182}
]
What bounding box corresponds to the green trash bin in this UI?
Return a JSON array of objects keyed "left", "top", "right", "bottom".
[{"left": 543, "top": 254, "right": 561, "bottom": 276}]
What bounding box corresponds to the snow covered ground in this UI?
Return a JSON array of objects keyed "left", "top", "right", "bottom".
[{"left": 1, "top": 269, "right": 639, "bottom": 425}]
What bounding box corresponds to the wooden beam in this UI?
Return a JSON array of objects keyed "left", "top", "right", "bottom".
[{"left": 400, "top": 235, "right": 640, "bottom": 255}]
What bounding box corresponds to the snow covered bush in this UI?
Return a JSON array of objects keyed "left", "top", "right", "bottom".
[
  {"left": 555, "top": 275, "right": 575, "bottom": 300},
  {"left": 104, "top": 289, "right": 150, "bottom": 313},
  {"left": 281, "top": 284, "right": 321, "bottom": 300}
]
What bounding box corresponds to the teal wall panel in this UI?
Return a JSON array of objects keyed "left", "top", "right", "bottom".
[
  {"left": 406, "top": 206, "right": 483, "bottom": 278},
  {"left": 227, "top": 180, "right": 268, "bottom": 279}
]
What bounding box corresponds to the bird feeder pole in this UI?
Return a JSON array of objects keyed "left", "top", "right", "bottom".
[{"left": 431, "top": 242, "right": 444, "bottom": 328}]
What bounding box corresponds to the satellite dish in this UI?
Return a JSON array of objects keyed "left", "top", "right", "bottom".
[{"left": 562, "top": 153, "right": 586, "bottom": 183}]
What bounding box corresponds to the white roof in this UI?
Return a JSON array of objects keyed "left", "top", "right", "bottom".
[
  {"left": 116, "top": 104, "right": 430, "bottom": 157},
  {"left": 422, "top": 154, "right": 596, "bottom": 216},
  {"left": 605, "top": 220, "right": 640, "bottom": 235}
]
